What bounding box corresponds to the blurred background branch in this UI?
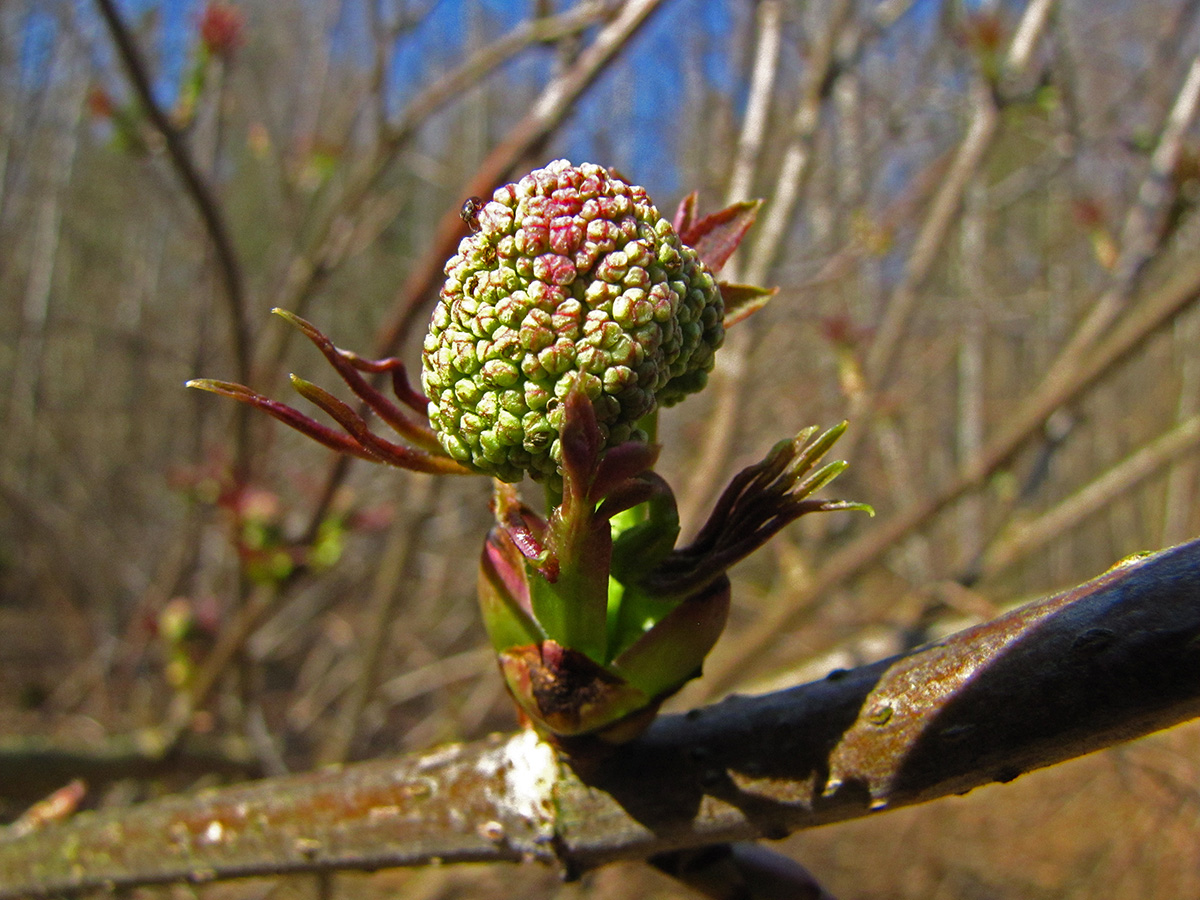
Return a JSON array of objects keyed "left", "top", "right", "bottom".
[{"left": 94, "top": 0, "right": 252, "bottom": 402}]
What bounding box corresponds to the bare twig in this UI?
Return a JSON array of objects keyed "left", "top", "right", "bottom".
[
  {"left": 955, "top": 181, "right": 989, "bottom": 570},
  {"left": 673, "top": 0, "right": 783, "bottom": 534},
  {"left": 979, "top": 413, "right": 1200, "bottom": 578},
  {"left": 706, "top": 252, "right": 1200, "bottom": 693},
  {"left": 678, "top": 0, "right": 855, "bottom": 532},
  {"left": 1004, "top": 0, "right": 1056, "bottom": 74},
  {"left": 2, "top": 537, "right": 1198, "bottom": 896},
  {"left": 92, "top": 0, "right": 251, "bottom": 389},
  {"left": 745, "top": 0, "right": 857, "bottom": 287},
  {"left": 1162, "top": 310, "right": 1200, "bottom": 544},
  {"left": 377, "top": 646, "right": 494, "bottom": 706},
  {"left": 159, "top": 582, "right": 282, "bottom": 746},
  {"left": 317, "top": 477, "right": 437, "bottom": 765},
  {"left": 703, "top": 35, "right": 1195, "bottom": 685},
  {"left": 261, "top": 0, "right": 621, "bottom": 374},
  {"left": 829, "top": 0, "right": 1056, "bottom": 473},
  {"left": 5, "top": 45, "right": 85, "bottom": 473},
  {"left": 860, "top": 80, "right": 1000, "bottom": 391},
  {"left": 724, "top": 0, "right": 784, "bottom": 217},
  {"left": 1048, "top": 54, "right": 1200, "bottom": 377}
]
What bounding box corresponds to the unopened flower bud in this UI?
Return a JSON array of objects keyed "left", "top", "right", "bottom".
[{"left": 421, "top": 160, "right": 724, "bottom": 483}]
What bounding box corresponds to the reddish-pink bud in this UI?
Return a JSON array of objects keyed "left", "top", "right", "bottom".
[{"left": 199, "top": 2, "right": 245, "bottom": 60}]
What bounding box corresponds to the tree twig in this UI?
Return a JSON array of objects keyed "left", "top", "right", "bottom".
[
  {"left": 3, "top": 537, "right": 1199, "bottom": 896},
  {"left": 706, "top": 251, "right": 1200, "bottom": 694},
  {"left": 678, "top": 0, "right": 857, "bottom": 532},
  {"left": 316, "top": 477, "right": 437, "bottom": 765},
  {"left": 92, "top": 0, "right": 251, "bottom": 389},
  {"left": 704, "top": 36, "right": 1200, "bottom": 690},
  {"left": 843, "top": 0, "right": 1058, "bottom": 468},
  {"left": 979, "top": 413, "right": 1200, "bottom": 578},
  {"left": 1044, "top": 53, "right": 1200, "bottom": 376}
]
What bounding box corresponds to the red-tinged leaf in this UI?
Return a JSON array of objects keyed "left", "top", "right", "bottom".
[
  {"left": 673, "top": 191, "right": 698, "bottom": 235},
  {"left": 289, "top": 375, "right": 470, "bottom": 475},
  {"left": 342, "top": 351, "right": 429, "bottom": 413},
  {"left": 646, "top": 423, "right": 868, "bottom": 597},
  {"left": 498, "top": 641, "right": 650, "bottom": 738},
  {"left": 557, "top": 380, "right": 603, "bottom": 502},
  {"left": 720, "top": 282, "right": 779, "bottom": 327},
  {"left": 186, "top": 379, "right": 380, "bottom": 462},
  {"left": 508, "top": 528, "right": 546, "bottom": 566},
  {"left": 493, "top": 482, "right": 549, "bottom": 563},
  {"left": 273, "top": 308, "right": 438, "bottom": 449},
  {"left": 591, "top": 441, "right": 660, "bottom": 501},
  {"left": 595, "top": 476, "right": 660, "bottom": 522},
  {"left": 478, "top": 528, "right": 543, "bottom": 654},
  {"left": 289, "top": 374, "right": 369, "bottom": 432},
  {"left": 679, "top": 199, "right": 762, "bottom": 272}
]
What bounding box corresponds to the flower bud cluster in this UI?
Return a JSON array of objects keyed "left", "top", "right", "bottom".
[{"left": 421, "top": 160, "right": 724, "bottom": 483}]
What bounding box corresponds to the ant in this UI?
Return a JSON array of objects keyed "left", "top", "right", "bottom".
[{"left": 460, "top": 196, "right": 485, "bottom": 233}]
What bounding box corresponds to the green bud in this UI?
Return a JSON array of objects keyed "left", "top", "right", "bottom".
[{"left": 421, "top": 160, "right": 724, "bottom": 484}]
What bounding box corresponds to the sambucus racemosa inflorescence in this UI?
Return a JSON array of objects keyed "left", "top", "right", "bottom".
[{"left": 190, "top": 160, "right": 869, "bottom": 743}]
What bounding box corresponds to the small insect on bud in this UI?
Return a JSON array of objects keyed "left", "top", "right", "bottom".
[{"left": 460, "top": 196, "right": 484, "bottom": 233}]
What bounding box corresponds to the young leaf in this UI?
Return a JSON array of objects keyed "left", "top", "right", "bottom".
[{"left": 679, "top": 199, "right": 763, "bottom": 273}]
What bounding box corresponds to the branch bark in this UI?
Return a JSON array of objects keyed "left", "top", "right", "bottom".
[{"left": 3, "top": 537, "right": 1199, "bottom": 896}]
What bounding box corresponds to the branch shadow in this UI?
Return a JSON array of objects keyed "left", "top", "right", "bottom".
[
  {"left": 569, "top": 659, "right": 887, "bottom": 846},
  {"left": 570, "top": 539, "right": 1200, "bottom": 852}
]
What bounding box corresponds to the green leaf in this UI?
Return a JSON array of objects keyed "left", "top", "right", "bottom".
[
  {"left": 609, "top": 576, "right": 731, "bottom": 700},
  {"left": 478, "top": 529, "right": 544, "bottom": 653}
]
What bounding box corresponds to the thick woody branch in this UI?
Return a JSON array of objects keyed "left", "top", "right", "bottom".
[
  {"left": 558, "top": 538, "right": 1200, "bottom": 867},
  {"left": 2, "top": 538, "right": 1199, "bottom": 896}
]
